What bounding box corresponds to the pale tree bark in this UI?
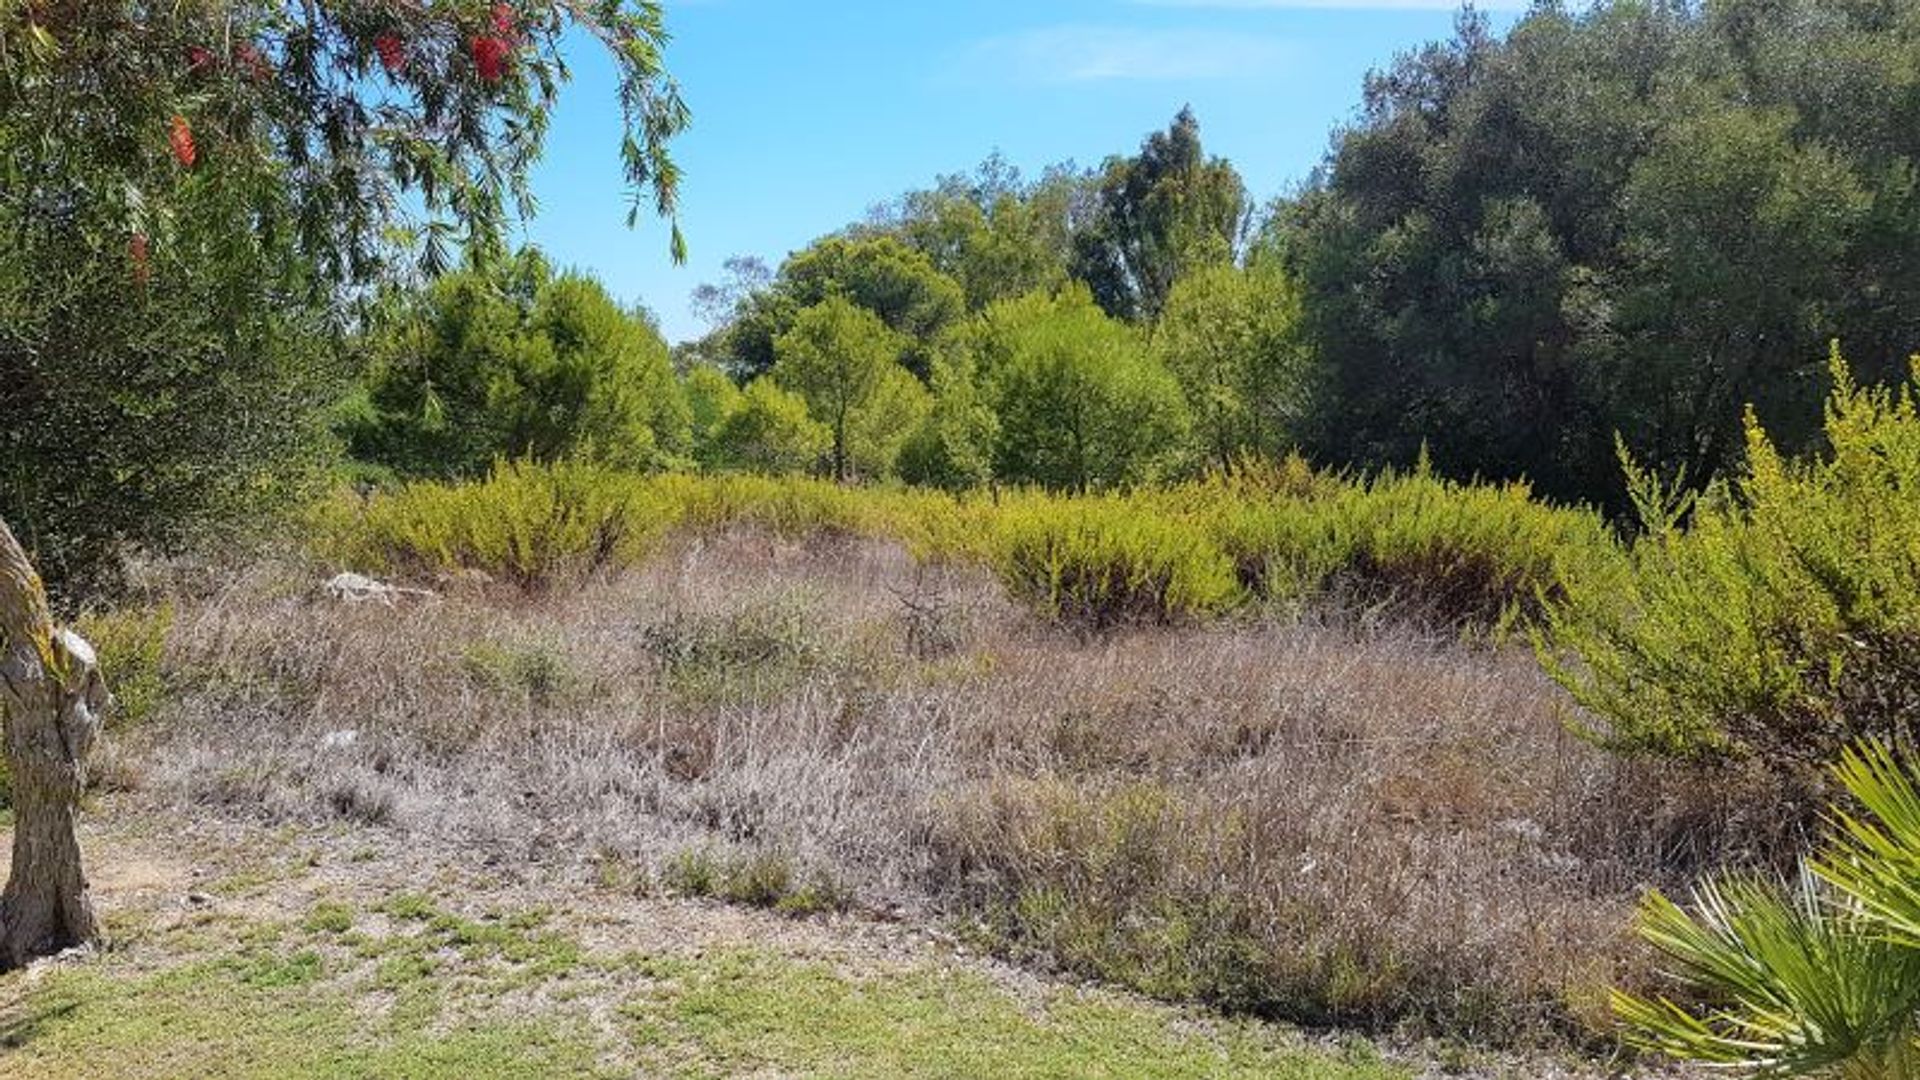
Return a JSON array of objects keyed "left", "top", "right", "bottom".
[{"left": 0, "top": 514, "right": 108, "bottom": 970}]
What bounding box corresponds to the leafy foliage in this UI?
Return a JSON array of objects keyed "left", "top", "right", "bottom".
[
  {"left": 988, "top": 497, "right": 1239, "bottom": 628},
  {"left": 1541, "top": 352, "right": 1920, "bottom": 788},
  {"left": 308, "top": 459, "right": 673, "bottom": 588},
  {"left": 1281, "top": 1, "right": 1920, "bottom": 509},
  {"left": 685, "top": 363, "right": 746, "bottom": 469},
  {"left": 1073, "top": 108, "right": 1246, "bottom": 323},
  {"left": 703, "top": 235, "right": 965, "bottom": 381},
  {"left": 345, "top": 252, "right": 688, "bottom": 478},
  {"left": 700, "top": 380, "right": 830, "bottom": 477},
  {"left": 0, "top": 0, "right": 687, "bottom": 591},
  {"left": 973, "top": 287, "right": 1191, "bottom": 492},
  {"left": 1156, "top": 262, "right": 1312, "bottom": 469},
  {"left": 898, "top": 352, "right": 998, "bottom": 492},
  {"left": 862, "top": 153, "right": 1084, "bottom": 311},
  {"left": 311, "top": 455, "right": 1614, "bottom": 634},
  {"left": 0, "top": 198, "right": 344, "bottom": 591},
  {"left": 770, "top": 297, "right": 907, "bottom": 481}
]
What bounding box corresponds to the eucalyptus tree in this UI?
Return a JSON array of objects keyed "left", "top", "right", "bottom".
[{"left": 1072, "top": 108, "right": 1246, "bottom": 323}]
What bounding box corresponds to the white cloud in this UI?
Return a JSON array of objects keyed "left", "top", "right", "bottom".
[{"left": 959, "top": 25, "right": 1296, "bottom": 83}]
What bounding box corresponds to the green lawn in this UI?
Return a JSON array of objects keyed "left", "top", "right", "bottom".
[{"left": 0, "top": 893, "right": 1404, "bottom": 1080}]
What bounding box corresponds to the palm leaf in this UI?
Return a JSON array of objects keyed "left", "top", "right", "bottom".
[
  {"left": 1614, "top": 868, "right": 1920, "bottom": 1077},
  {"left": 1817, "top": 741, "right": 1920, "bottom": 949}
]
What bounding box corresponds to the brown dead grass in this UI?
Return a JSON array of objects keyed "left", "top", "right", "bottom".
[{"left": 97, "top": 530, "right": 1749, "bottom": 1047}]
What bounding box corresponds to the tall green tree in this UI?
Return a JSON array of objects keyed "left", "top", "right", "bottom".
[
  {"left": 684, "top": 362, "right": 745, "bottom": 470},
  {"left": 1283, "top": 0, "right": 1920, "bottom": 509},
  {"left": 845, "top": 365, "right": 932, "bottom": 480},
  {"left": 1072, "top": 108, "right": 1246, "bottom": 323},
  {"left": 771, "top": 297, "right": 905, "bottom": 481},
  {"left": 1155, "top": 262, "right": 1311, "bottom": 469},
  {"left": 899, "top": 348, "right": 999, "bottom": 492},
  {"left": 706, "top": 379, "right": 829, "bottom": 475},
  {"left": 347, "top": 254, "right": 689, "bottom": 477},
  {"left": 974, "top": 287, "right": 1190, "bottom": 491},
  {"left": 865, "top": 154, "right": 1085, "bottom": 311},
  {"left": 709, "top": 235, "right": 965, "bottom": 380}
]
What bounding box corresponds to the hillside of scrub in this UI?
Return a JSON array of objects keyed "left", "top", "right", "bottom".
[{"left": 9, "top": 485, "right": 1757, "bottom": 1062}]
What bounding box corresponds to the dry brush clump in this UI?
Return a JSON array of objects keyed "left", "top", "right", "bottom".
[{"left": 100, "top": 529, "right": 1737, "bottom": 1047}]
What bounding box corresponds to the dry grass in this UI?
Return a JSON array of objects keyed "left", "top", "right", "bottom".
[{"left": 100, "top": 530, "right": 1748, "bottom": 1047}]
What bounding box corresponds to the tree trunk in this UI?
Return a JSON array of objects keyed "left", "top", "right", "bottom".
[{"left": 0, "top": 515, "right": 107, "bottom": 970}]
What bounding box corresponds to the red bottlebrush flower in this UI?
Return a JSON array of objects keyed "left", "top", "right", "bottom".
[
  {"left": 129, "top": 233, "right": 151, "bottom": 286},
  {"left": 374, "top": 33, "right": 407, "bottom": 75},
  {"left": 491, "top": 3, "right": 515, "bottom": 35},
  {"left": 470, "top": 34, "right": 510, "bottom": 82},
  {"left": 185, "top": 45, "right": 215, "bottom": 74},
  {"left": 168, "top": 115, "right": 197, "bottom": 168},
  {"left": 232, "top": 41, "right": 270, "bottom": 81}
]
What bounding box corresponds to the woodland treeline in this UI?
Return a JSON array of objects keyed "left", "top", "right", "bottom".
[{"left": 12, "top": 0, "right": 1920, "bottom": 584}]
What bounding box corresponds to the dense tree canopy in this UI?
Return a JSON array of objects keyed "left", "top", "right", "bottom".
[
  {"left": 705, "top": 378, "right": 829, "bottom": 475},
  {"left": 863, "top": 154, "right": 1085, "bottom": 311},
  {"left": 770, "top": 297, "right": 907, "bottom": 481},
  {"left": 1155, "top": 262, "right": 1310, "bottom": 469},
  {"left": 704, "top": 235, "right": 965, "bottom": 381},
  {"left": 345, "top": 250, "right": 688, "bottom": 478},
  {"left": 972, "top": 287, "right": 1190, "bottom": 491},
  {"left": 1282, "top": 0, "right": 1920, "bottom": 509}
]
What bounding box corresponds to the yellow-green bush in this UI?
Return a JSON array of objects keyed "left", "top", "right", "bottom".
[
  {"left": 307, "top": 459, "right": 678, "bottom": 587},
  {"left": 988, "top": 497, "right": 1240, "bottom": 627},
  {"left": 307, "top": 454, "right": 1619, "bottom": 631},
  {"left": 1339, "top": 468, "right": 1618, "bottom": 627},
  {"left": 1197, "top": 462, "right": 1617, "bottom": 627},
  {"left": 1541, "top": 353, "right": 1920, "bottom": 784}
]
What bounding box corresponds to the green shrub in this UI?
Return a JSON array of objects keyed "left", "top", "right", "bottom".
[
  {"left": 1540, "top": 352, "right": 1920, "bottom": 785},
  {"left": 1341, "top": 467, "right": 1617, "bottom": 628},
  {"left": 303, "top": 451, "right": 1618, "bottom": 632},
  {"left": 706, "top": 379, "right": 831, "bottom": 476},
  {"left": 988, "top": 497, "right": 1240, "bottom": 628},
  {"left": 642, "top": 590, "right": 825, "bottom": 700},
  {"left": 308, "top": 459, "right": 676, "bottom": 587},
  {"left": 458, "top": 639, "right": 578, "bottom": 706},
  {"left": 345, "top": 253, "right": 690, "bottom": 479},
  {"left": 1197, "top": 460, "right": 1617, "bottom": 627},
  {"left": 660, "top": 847, "right": 848, "bottom": 916},
  {"left": 975, "top": 286, "right": 1191, "bottom": 492},
  {"left": 660, "top": 849, "right": 722, "bottom": 898}
]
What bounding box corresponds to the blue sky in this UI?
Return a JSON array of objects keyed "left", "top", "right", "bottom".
[{"left": 520, "top": 0, "right": 1525, "bottom": 344}]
